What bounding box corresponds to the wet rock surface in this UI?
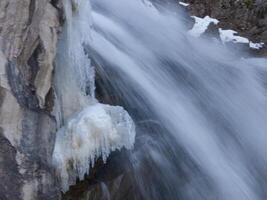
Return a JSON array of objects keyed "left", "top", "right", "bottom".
[
  {"left": 62, "top": 150, "right": 137, "bottom": 200},
  {"left": 0, "top": 129, "right": 22, "bottom": 200}
]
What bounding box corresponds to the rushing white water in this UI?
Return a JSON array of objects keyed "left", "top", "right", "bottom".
[
  {"left": 52, "top": 0, "right": 136, "bottom": 191},
  {"left": 86, "top": 0, "right": 267, "bottom": 199}
]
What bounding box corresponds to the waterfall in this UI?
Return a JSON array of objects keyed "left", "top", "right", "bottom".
[
  {"left": 86, "top": 0, "right": 267, "bottom": 199},
  {"left": 52, "top": 0, "right": 136, "bottom": 192}
]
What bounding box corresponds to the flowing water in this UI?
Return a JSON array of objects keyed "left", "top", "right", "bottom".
[{"left": 64, "top": 0, "right": 267, "bottom": 199}]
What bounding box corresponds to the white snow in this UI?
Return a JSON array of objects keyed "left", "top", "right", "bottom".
[
  {"left": 179, "top": 2, "right": 189, "bottom": 6},
  {"left": 219, "top": 29, "right": 264, "bottom": 49},
  {"left": 249, "top": 42, "right": 264, "bottom": 50},
  {"left": 219, "top": 29, "right": 249, "bottom": 44},
  {"left": 188, "top": 15, "right": 264, "bottom": 50},
  {"left": 189, "top": 16, "right": 219, "bottom": 37},
  {"left": 53, "top": 103, "right": 136, "bottom": 191}
]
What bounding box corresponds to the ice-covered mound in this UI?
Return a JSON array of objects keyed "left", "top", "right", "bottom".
[{"left": 52, "top": 103, "right": 136, "bottom": 191}]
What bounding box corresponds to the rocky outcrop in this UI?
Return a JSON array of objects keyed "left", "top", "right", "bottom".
[
  {"left": 184, "top": 0, "right": 267, "bottom": 55},
  {"left": 62, "top": 150, "right": 137, "bottom": 200},
  {"left": 0, "top": 0, "right": 62, "bottom": 199}
]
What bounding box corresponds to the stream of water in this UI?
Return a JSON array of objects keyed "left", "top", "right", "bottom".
[{"left": 86, "top": 0, "right": 267, "bottom": 199}]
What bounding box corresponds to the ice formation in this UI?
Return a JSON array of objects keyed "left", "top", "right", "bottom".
[
  {"left": 53, "top": 103, "right": 136, "bottom": 191},
  {"left": 63, "top": 0, "right": 94, "bottom": 96},
  {"left": 179, "top": 2, "right": 189, "bottom": 7},
  {"left": 54, "top": 0, "right": 95, "bottom": 120},
  {"left": 189, "top": 17, "right": 265, "bottom": 50},
  {"left": 219, "top": 29, "right": 265, "bottom": 49},
  {"left": 219, "top": 29, "right": 249, "bottom": 44},
  {"left": 249, "top": 41, "right": 264, "bottom": 50},
  {"left": 188, "top": 16, "right": 219, "bottom": 37},
  {"left": 53, "top": 0, "right": 136, "bottom": 192}
]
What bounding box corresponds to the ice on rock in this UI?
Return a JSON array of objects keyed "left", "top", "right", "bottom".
[
  {"left": 219, "top": 29, "right": 265, "bottom": 49},
  {"left": 53, "top": 0, "right": 136, "bottom": 192},
  {"left": 249, "top": 42, "right": 264, "bottom": 50},
  {"left": 54, "top": 0, "right": 96, "bottom": 120},
  {"left": 52, "top": 103, "right": 136, "bottom": 192},
  {"left": 179, "top": 2, "right": 189, "bottom": 7},
  {"left": 188, "top": 16, "right": 265, "bottom": 50},
  {"left": 189, "top": 16, "right": 219, "bottom": 37},
  {"left": 219, "top": 29, "right": 249, "bottom": 44}
]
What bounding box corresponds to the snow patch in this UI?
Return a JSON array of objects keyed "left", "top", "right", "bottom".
[
  {"left": 53, "top": 103, "right": 136, "bottom": 192},
  {"left": 219, "top": 29, "right": 264, "bottom": 49},
  {"left": 219, "top": 29, "right": 249, "bottom": 44},
  {"left": 249, "top": 42, "right": 264, "bottom": 50},
  {"left": 189, "top": 16, "right": 219, "bottom": 37},
  {"left": 179, "top": 2, "right": 189, "bottom": 6},
  {"left": 188, "top": 15, "right": 264, "bottom": 50}
]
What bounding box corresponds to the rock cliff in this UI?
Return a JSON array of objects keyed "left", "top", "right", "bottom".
[
  {"left": 184, "top": 0, "right": 267, "bottom": 55},
  {"left": 0, "top": 0, "right": 61, "bottom": 199}
]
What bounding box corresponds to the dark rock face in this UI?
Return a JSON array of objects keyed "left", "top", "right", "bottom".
[
  {"left": 0, "top": 50, "right": 60, "bottom": 199},
  {"left": 6, "top": 61, "right": 41, "bottom": 111},
  {"left": 0, "top": 129, "right": 22, "bottom": 200},
  {"left": 62, "top": 150, "right": 137, "bottom": 200},
  {"left": 184, "top": 0, "right": 267, "bottom": 55},
  {"left": 18, "top": 110, "right": 59, "bottom": 200}
]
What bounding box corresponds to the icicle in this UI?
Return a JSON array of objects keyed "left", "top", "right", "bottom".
[
  {"left": 53, "top": 103, "right": 136, "bottom": 192},
  {"left": 53, "top": 0, "right": 136, "bottom": 191}
]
